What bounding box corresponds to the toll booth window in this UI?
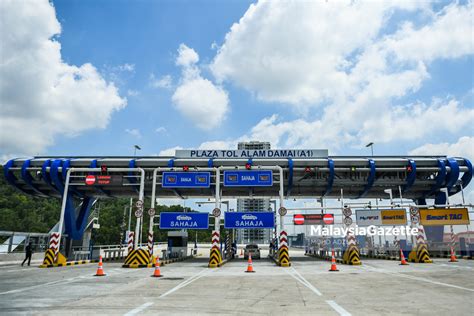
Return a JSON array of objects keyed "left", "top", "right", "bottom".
[{"left": 168, "top": 237, "right": 185, "bottom": 247}]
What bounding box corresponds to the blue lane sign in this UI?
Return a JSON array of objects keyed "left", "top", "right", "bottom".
[
  {"left": 159, "top": 212, "right": 209, "bottom": 229},
  {"left": 223, "top": 170, "right": 273, "bottom": 187},
  {"left": 162, "top": 172, "right": 210, "bottom": 188},
  {"left": 224, "top": 212, "right": 275, "bottom": 229}
]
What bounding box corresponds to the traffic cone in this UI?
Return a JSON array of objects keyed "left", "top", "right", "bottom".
[
  {"left": 245, "top": 253, "right": 255, "bottom": 273},
  {"left": 94, "top": 255, "right": 106, "bottom": 276},
  {"left": 449, "top": 246, "right": 458, "bottom": 262},
  {"left": 328, "top": 248, "right": 339, "bottom": 272},
  {"left": 399, "top": 249, "right": 409, "bottom": 265},
  {"left": 152, "top": 256, "right": 163, "bottom": 277}
]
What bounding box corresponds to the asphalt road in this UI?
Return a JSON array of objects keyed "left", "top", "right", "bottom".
[{"left": 0, "top": 249, "right": 473, "bottom": 315}]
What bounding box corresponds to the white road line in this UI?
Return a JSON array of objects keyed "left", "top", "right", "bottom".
[
  {"left": 362, "top": 266, "right": 474, "bottom": 292},
  {"left": 285, "top": 268, "right": 322, "bottom": 296},
  {"left": 124, "top": 302, "right": 154, "bottom": 316},
  {"left": 0, "top": 274, "right": 89, "bottom": 295},
  {"left": 159, "top": 269, "right": 211, "bottom": 298},
  {"left": 326, "top": 300, "right": 352, "bottom": 316},
  {"left": 440, "top": 264, "right": 473, "bottom": 270}
]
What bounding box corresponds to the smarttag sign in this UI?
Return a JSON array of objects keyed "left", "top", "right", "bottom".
[
  {"left": 224, "top": 212, "right": 275, "bottom": 229},
  {"left": 356, "top": 209, "right": 407, "bottom": 226},
  {"left": 223, "top": 170, "right": 273, "bottom": 187},
  {"left": 162, "top": 172, "right": 210, "bottom": 188},
  {"left": 159, "top": 212, "right": 209, "bottom": 229},
  {"left": 419, "top": 208, "right": 470, "bottom": 226}
]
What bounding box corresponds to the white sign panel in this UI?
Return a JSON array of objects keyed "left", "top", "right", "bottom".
[
  {"left": 174, "top": 149, "right": 328, "bottom": 159},
  {"left": 356, "top": 210, "right": 382, "bottom": 226}
]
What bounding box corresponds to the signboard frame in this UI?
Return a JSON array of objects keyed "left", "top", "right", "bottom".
[
  {"left": 223, "top": 170, "right": 273, "bottom": 187},
  {"left": 162, "top": 172, "right": 211, "bottom": 188}
]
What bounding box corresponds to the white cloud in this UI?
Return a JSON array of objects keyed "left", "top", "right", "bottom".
[
  {"left": 116, "top": 63, "right": 135, "bottom": 72},
  {"left": 150, "top": 74, "right": 173, "bottom": 89},
  {"left": 127, "top": 89, "right": 139, "bottom": 96},
  {"left": 176, "top": 43, "right": 199, "bottom": 67},
  {"left": 155, "top": 126, "right": 167, "bottom": 133},
  {"left": 125, "top": 128, "right": 142, "bottom": 138},
  {"left": 171, "top": 43, "right": 230, "bottom": 130},
  {"left": 0, "top": 0, "right": 126, "bottom": 156},
  {"left": 409, "top": 136, "right": 474, "bottom": 159},
  {"left": 203, "top": 1, "right": 473, "bottom": 151},
  {"left": 159, "top": 146, "right": 183, "bottom": 156}
]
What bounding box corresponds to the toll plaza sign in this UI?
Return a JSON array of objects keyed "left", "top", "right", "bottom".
[
  {"left": 356, "top": 209, "right": 407, "bottom": 226},
  {"left": 223, "top": 170, "right": 273, "bottom": 187},
  {"left": 224, "top": 212, "right": 275, "bottom": 229},
  {"left": 159, "top": 212, "right": 209, "bottom": 229},
  {"left": 162, "top": 172, "right": 211, "bottom": 188},
  {"left": 293, "top": 214, "right": 334, "bottom": 225},
  {"left": 175, "top": 149, "right": 328, "bottom": 159},
  {"left": 419, "top": 208, "right": 470, "bottom": 226}
]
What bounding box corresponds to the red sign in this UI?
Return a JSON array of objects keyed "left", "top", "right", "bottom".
[
  {"left": 293, "top": 213, "right": 334, "bottom": 225},
  {"left": 97, "top": 175, "right": 112, "bottom": 185},
  {"left": 323, "top": 214, "right": 334, "bottom": 225},
  {"left": 85, "top": 175, "right": 96, "bottom": 185},
  {"left": 294, "top": 214, "right": 305, "bottom": 225}
]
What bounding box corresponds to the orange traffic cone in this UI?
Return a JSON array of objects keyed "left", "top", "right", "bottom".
[
  {"left": 449, "top": 246, "right": 458, "bottom": 262},
  {"left": 328, "top": 248, "right": 339, "bottom": 272},
  {"left": 94, "top": 255, "right": 106, "bottom": 276},
  {"left": 245, "top": 253, "right": 255, "bottom": 273},
  {"left": 399, "top": 249, "right": 409, "bottom": 265},
  {"left": 152, "top": 256, "right": 163, "bottom": 277}
]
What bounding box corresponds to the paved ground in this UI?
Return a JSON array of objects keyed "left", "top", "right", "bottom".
[{"left": 0, "top": 249, "right": 473, "bottom": 315}]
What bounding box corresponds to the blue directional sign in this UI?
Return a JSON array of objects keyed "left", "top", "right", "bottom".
[
  {"left": 162, "top": 172, "right": 210, "bottom": 188},
  {"left": 223, "top": 170, "right": 273, "bottom": 187},
  {"left": 159, "top": 212, "right": 209, "bottom": 229},
  {"left": 224, "top": 212, "right": 275, "bottom": 229}
]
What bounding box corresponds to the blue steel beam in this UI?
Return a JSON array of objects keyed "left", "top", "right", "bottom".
[
  {"left": 424, "top": 159, "right": 446, "bottom": 198},
  {"left": 357, "top": 159, "right": 376, "bottom": 198},
  {"left": 3, "top": 159, "right": 30, "bottom": 194},
  {"left": 41, "top": 159, "right": 59, "bottom": 193},
  {"left": 445, "top": 158, "right": 460, "bottom": 196},
  {"left": 322, "top": 159, "right": 335, "bottom": 197},
  {"left": 20, "top": 159, "right": 47, "bottom": 197},
  {"left": 402, "top": 159, "right": 416, "bottom": 193}
]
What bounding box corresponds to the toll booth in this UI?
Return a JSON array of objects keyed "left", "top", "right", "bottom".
[{"left": 167, "top": 231, "right": 188, "bottom": 258}]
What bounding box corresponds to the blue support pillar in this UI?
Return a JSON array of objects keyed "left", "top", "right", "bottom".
[{"left": 322, "top": 159, "right": 334, "bottom": 197}]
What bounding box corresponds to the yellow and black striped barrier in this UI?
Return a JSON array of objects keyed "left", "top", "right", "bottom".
[
  {"left": 278, "top": 247, "right": 291, "bottom": 267},
  {"left": 39, "top": 249, "right": 67, "bottom": 268},
  {"left": 408, "top": 244, "right": 433, "bottom": 263},
  {"left": 122, "top": 248, "right": 152, "bottom": 268},
  {"left": 208, "top": 248, "right": 222, "bottom": 268},
  {"left": 342, "top": 245, "right": 361, "bottom": 265}
]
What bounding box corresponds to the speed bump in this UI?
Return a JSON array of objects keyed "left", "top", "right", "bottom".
[
  {"left": 123, "top": 248, "right": 152, "bottom": 268},
  {"left": 342, "top": 245, "right": 361, "bottom": 265}
]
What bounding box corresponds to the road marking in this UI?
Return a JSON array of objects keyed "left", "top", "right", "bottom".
[
  {"left": 0, "top": 274, "right": 90, "bottom": 295},
  {"left": 362, "top": 265, "right": 474, "bottom": 292},
  {"left": 124, "top": 302, "right": 154, "bottom": 316},
  {"left": 326, "top": 300, "right": 352, "bottom": 316},
  {"left": 440, "top": 264, "right": 473, "bottom": 270},
  {"left": 159, "top": 268, "right": 211, "bottom": 298},
  {"left": 285, "top": 267, "right": 322, "bottom": 296}
]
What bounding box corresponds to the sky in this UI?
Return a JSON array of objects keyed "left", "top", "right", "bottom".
[{"left": 0, "top": 0, "right": 473, "bottom": 219}]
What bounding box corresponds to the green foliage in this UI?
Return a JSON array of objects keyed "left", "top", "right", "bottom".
[{"left": 0, "top": 177, "right": 213, "bottom": 245}]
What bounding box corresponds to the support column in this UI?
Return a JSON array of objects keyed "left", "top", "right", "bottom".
[
  {"left": 342, "top": 206, "right": 361, "bottom": 265},
  {"left": 408, "top": 206, "right": 432, "bottom": 263},
  {"left": 209, "top": 168, "right": 222, "bottom": 267},
  {"left": 277, "top": 167, "right": 290, "bottom": 266}
]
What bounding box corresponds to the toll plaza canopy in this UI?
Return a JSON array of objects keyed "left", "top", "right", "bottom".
[{"left": 3, "top": 154, "right": 472, "bottom": 200}]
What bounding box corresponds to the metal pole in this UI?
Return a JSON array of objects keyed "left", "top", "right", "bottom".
[
  {"left": 278, "top": 167, "right": 284, "bottom": 232},
  {"left": 134, "top": 168, "right": 145, "bottom": 249},
  {"left": 128, "top": 198, "right": 133, "bottom": 232},
  {"left": 215, "top": 168, "right": 221, "bottom": 231},
  {"left": 56, "top": 168, "right": 72, "bottom": 255}
]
